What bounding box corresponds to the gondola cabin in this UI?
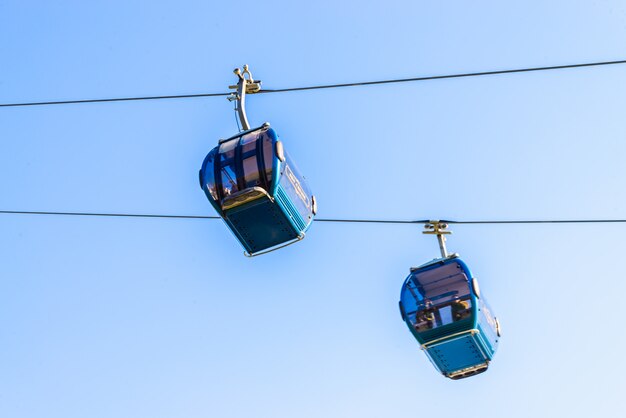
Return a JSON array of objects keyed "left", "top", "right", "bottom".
[
  {"left": 399, "top": 255, "right": 500, "bottom": 379},
  {"left": 199, "top": 123, "right": 316, "bottom": 256}
]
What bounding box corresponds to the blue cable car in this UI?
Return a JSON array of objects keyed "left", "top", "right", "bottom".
[
  {"left": 399, "top": 222, "right": 501, "bottom": 379},
  {"left": 199, "top": 66, "right": 316, "bottom": 256}
]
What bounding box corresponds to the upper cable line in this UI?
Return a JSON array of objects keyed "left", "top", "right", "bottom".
[
  {"left": 1, "top": 210, "right": 626, "bottom": 225},
  {"left": 2, "top": 58, "right": 626, "bottom": 108}
]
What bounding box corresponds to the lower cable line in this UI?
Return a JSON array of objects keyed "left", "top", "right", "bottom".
[
  {"left": 0, "top": 210, "right": 219, "bottom": 220},
  {"left": 1, "top": 210, "right": 626, "bottom": 225}
]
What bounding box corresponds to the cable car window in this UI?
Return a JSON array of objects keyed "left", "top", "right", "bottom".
[
  {"left": 240, "top": 133, "right": 262, "bottom": 188},
  {"left": 439, "top": 305, "right": 453, "bottom": 326},
  {"left": 401, "top": 262, "right": 473, "bottom": 332},
  {"left": 282, "top": 151, "right": 312, "bottom": 219},
  {"left": 261, "top": 132, "right": 274, "bottom": 186},
  {"left": 414, "top": 263, "right": 471, "bottom": 305},
  {"left": 407, "top": 296, "right": 472, "bottom": 332},
  {"left": 219, "top": 139, "right": 239, "bottom": 197},
  {"left": 400, "top": 279, "right": 423, "bottom": 316},
  {"left": 204, "top": 149, "right": 218, "bottom": 200}
]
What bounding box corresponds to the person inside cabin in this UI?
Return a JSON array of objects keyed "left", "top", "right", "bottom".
[
  {"left": 451, "top": 297, "right": 470, "bottom": 321},
  {"left": 415, "top": 300, "right": 436, "bottom": 330}
]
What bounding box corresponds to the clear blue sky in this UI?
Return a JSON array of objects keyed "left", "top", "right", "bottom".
[{"left": 2, "top": 1, "right": 626, "bottom": 417}]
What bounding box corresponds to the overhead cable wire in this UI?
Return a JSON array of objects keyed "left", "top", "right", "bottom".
[
  {"left": 2, "top": 210, "right": 626, "bottom": 225},
  {"left": 259, "top": 59, "right": 626, "bottom": 94},
  {"left": 0, "top": 92, "right": 229, "bottom": 108},
  {"left": 2, "top": 59, "right": 626, "bottom": 108},
  {"left": 0, "top": 210, "right": 220, "bottom": 220}
]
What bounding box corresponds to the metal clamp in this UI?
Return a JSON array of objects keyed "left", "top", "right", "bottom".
[
  {"left": 423, "top": 220, "right": 452, "bottom": 258},
  {"left": 228, "top": 65, "right": 262, "bottom": 131}
]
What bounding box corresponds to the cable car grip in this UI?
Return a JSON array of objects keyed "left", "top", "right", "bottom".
[
  {"left": 423, "top": 220, "right": 452, "bottom": 258},
  {"left": 228, "top": 65, "right": 262, "bottom": 131}
]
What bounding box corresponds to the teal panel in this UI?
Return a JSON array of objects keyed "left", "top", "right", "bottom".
[
  {"left": 224, "top": 196, "right": 299, "bottom": 254},
  {"left": 426, "top": 334, "right": 488, "bottom": 374},
  {"left": 274, "top": 185, "right": 307, "bottom": 232}
]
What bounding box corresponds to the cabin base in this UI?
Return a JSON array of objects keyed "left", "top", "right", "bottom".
[
  {"left": 225, "top": 195, "right": 300, "bottom": 254},
  {"left": 424, "top": 330, "right": 491, "bottom": 378},
  {"left": 446, "top": 362, "right": 489, "bottom": 380}
]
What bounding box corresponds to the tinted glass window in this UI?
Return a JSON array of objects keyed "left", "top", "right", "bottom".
[
  {"left": 400, "top": 262, "right": 472, "bottom": 333},
  {"left": 478, "top": 298, "right": 498, "bottom": 335},
  {"left": 204, "top": 149, "right": 218, "bottom": 200},
  {"left": 218, "top": 139, "right": 239, "bottom": 197},
  {"left": 240, "top": 132, "right": 262, "bottom": 189},
  {"left": 261, "top": 132, "right": 274, "bottom": 186},
  {"left": 281, "top": 151, "right": 312, "bottom": 220}
]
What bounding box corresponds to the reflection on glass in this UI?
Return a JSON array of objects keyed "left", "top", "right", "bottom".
[
  {"left": 400, "top": 262, "right": 473, "bottom": 334},
  {"left": 219, "top": 139, "right": 238, "bottom": 197},
  {"left": 205, "top": 149, "right": 218, "bottom": 200},
  {"left": 410, "top": 298, "right": 472, "bottom": 332},
  {"left": 261, "top": 132, "right": 274, "bottom": 186},
  {"left": 240, "top": 133, "right": 262, "bottom": 188},
  {"left": 281, "top": 151, "right": 312, "bottom": 220}
]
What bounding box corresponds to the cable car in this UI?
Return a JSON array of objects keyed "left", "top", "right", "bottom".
[
  {"left": 199, "top": 66, "right": 316, "bottom": 256},
  {"left": 398, "top": 222, "right": 500, "bottom": 379}
]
